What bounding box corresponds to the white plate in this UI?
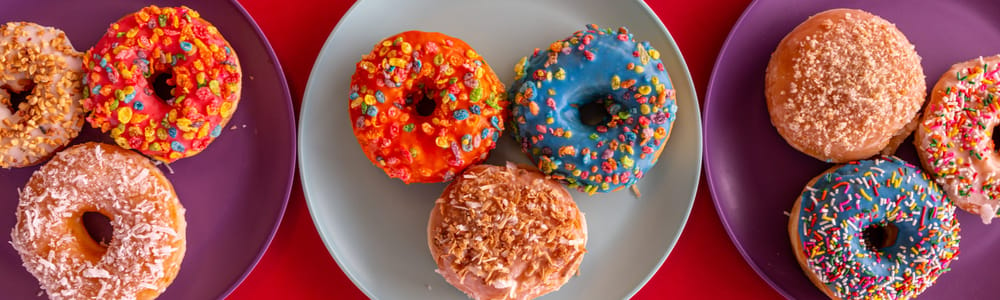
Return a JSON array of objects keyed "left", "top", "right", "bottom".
[{"left": 298, "top": 0, "right": 702, "bottom": 298}]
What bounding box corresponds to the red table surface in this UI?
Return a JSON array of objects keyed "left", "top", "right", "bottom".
[{"left": 229, "top": 0, "right": 783, "bottom": 298}]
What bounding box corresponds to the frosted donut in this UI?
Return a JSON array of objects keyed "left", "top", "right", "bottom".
[
  {"left": 83, "top": 5, "right": 242, "bottom": 163},
  {"left": 0, "top": 22, "right": 85, "bottom": 168},
  {"left": 508, "top": 24, "right": 677, "bottom": 194},
  {"left": 765, "top": 8, "right": 925, "bottom": 163},
  {"left": 349, "top": 31, "right": 507, "bottom": 183},
  {"left": 789, "top": 156, "right": 960, "bottom": 299},
  {"left": 428, "top": 163, "right": 587, "bottom": 299},
  {"left": 916, "top": 55, "right": 1000, "bottom": 224},
  {"left": 10, "top": 142, "right": 186, "bottom": 300}
]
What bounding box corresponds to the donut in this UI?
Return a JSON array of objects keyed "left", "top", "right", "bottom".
[
  {"left": 428, "top": 163, "right": 587, "bottom": 299},
  {"left": 788, "top": 156, "right": 960, "bottom": 299},
  {"left": 349, "top": 31, "right": 507, "bottom": 183},
  {"left": 765, "top": 8, "right": 925, "bottom": 163},
  {"left": 916, "top": 55, "right": 1000, "bottom": 224},
  {"left": 10, "top": 142, "right": 186, "bottom": 299},
  {"left": 0, "top": 22, "right": 85, "bottom": 168},
  {"left": 508, "top": 24, "right": 677, "bottom": 194},
  {"left": 83, "top": 5, "right": 242, "bottom": 163}
]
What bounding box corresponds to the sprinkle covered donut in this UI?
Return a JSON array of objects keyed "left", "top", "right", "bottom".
[
  {"left": 788, "top": 156, "right": 960, "bottom": 299},
  {"left": 349, "top": 31, "right": 507, "bottom": 183},
  {"left": 509, "top": 24, "right": 677, "bottom": 194},
  {"left": 83, "top": 5, "right": 242, "bottom": 163},
  {"left": 916, "top": 55, "right": 1000, "bottom": 224},
  {"left": 0, "top": 22, "right": 85, "bottom": 168},
  {"left": 10, "top": 142, "right": 186, "bottom": 300}
]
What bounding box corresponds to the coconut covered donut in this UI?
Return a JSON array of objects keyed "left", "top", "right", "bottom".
[
  {"left": 10, "top": 142, "right": 187, "bottom": 300},
  {"left": 0, "top": 22, "right": 85, "bottom": 168}
]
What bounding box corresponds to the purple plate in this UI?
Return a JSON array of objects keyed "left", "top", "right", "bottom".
[
  {"left": 705, "top": 0, "right": 1000, "bottom": 298},
  {"left": 0, "top": 1, "right": 294, "bottom": 299}
]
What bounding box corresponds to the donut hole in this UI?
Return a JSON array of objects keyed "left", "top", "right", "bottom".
[
  {"left": 862, "top": 223, "right": 899, "bottom": 251},
  {"left": 993, "top": 126, "right": 1000, "bottom": 153},
  {"left": 151, "top": 72, "right": 176, "bottom": 103},
  {"left": 1, "top": 81, "right": 36, "bottom": 113},
  {"left": 82, "top": 212, "right": 114, "bottom": 247},
  {"left": 414, "top": 94, "right": 436, "bottom": 117},
  {"left": 578, "top": 97, "right": 611, "bottom": 126}
]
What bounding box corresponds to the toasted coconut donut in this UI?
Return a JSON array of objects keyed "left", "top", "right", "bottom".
[
  {"left": 765, "top": 8, "right": 926, "bottom": 163},
  {"left": 428, "top": 163, "right": 587, "bottom": 300},
  {"left": 10, "top": 142, "right": 186, "bottom": 300}
]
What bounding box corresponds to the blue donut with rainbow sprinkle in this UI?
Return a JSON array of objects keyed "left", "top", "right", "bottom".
[
  {"left": 789, "top": 156, "right": 961, "bottom": 299},
  {"left": 508, "top": 24, "right": 677, "bottom": 194}
]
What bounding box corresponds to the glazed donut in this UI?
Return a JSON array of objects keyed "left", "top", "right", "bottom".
[
  {"left": 349, "top": 31, "right": 507, "bottom": 183},
  {"left": 83, "top": 5, "right": 242, "bottom": 163},
  {"left": 0, "top": 22, "right": 85, "bottom": 168},
  {"left": 788, "top": 156, "right": 960, "bottom": 300},
  {"left": 508, "top": 24, "right": 677, "bottom": 194},
  {"left": 916, "top": 55, "right": 1000, "bottom": 224},
  {"left": 428, "top": 163, "right": 587, "bottom": 299},
  {"left": 765, "top": 8, "right": 925, "bottom": 163},
  {"left": 10, "top": 142, "right": 186, "bottom": 300}
]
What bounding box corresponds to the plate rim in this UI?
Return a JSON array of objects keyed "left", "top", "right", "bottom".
[
  {"left": 701, "top": 0, "right": 803, "bottom": 297},
  {"left": 217, "top": 0, "right": 298, "bottom": 297},
  {"left": 297, "top": 0, "right": 703, "bottom": 298}
]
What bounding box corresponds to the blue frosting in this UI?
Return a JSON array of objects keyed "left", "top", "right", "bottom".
[
  {"left": 794, "top": 156, "right": 960, "bottom": 299},
  {"left": 507, "top": 24, "right": 678, "bottom": 194}
]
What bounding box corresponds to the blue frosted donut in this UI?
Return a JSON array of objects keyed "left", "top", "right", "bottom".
[
  {"left": 789, "top": 156, "right": 961, "bottom": 299},
  {"left": 508, "top": 24, "right": 678, "bottom": 194}
]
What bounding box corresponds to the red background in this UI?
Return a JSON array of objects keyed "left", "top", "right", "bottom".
[{"left": 229, "top": 0, "right": 783, "bottom": 298}]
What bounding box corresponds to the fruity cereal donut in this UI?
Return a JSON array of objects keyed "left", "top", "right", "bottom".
[
  {"left": 349, "top": 31, "right": 507, "bottom": 183},
  {"left": 0, "top": 22, "right": 85, "bottom": 168},
  {"left": 916, "top": 55, "right": 1000, "bottom": 224},
  {"left": 509, "top": 24, "right": 677, "bottom": 194},
  {"left": 84, "top": 5, "right": 242, "bottom": 163},
  {"left": 11, "top": 142, "right": 186, "bottom": 300}
]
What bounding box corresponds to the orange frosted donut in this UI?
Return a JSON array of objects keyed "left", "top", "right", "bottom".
[
  {"left": 10, "top": 142, "right": 186, "bottom": 300},
  {"left": 0, "top": 22, "right": 85, "bottom": 168},
  {"left": 83, "top": 5, "right": 242, "bottom": 163},
  {"left": 349, "top": 31, "right": 507, "bottom": 183},
  {"left": 428, "top": 163, "right": 587, "bottom": 299}
]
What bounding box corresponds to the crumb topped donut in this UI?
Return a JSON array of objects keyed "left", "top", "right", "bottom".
[
  {"left": 428, "top": 163, "right": 587, "bottom": 300},
  {"left": 766, "top": 8, "right": 925, "bottom": 163},
  {"left": 916, "top": 55, "right": 1000, "bottom": 223},
  {"left": 10, "top": 142, "right": 186, "bottom": 300},
  {"left": 0, "top": 22, "right": 85, "bottom": 168}
]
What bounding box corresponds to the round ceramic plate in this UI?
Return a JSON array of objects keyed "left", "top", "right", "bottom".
[
  {"left": 299, "top": 0, "right": 702, "bottom": 298},
  {"left": 705, "top": 0, "right": 1000, "bottom": 298},
  {"left": 0, "top": 1, "right": 295, "bottom": 299}
]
